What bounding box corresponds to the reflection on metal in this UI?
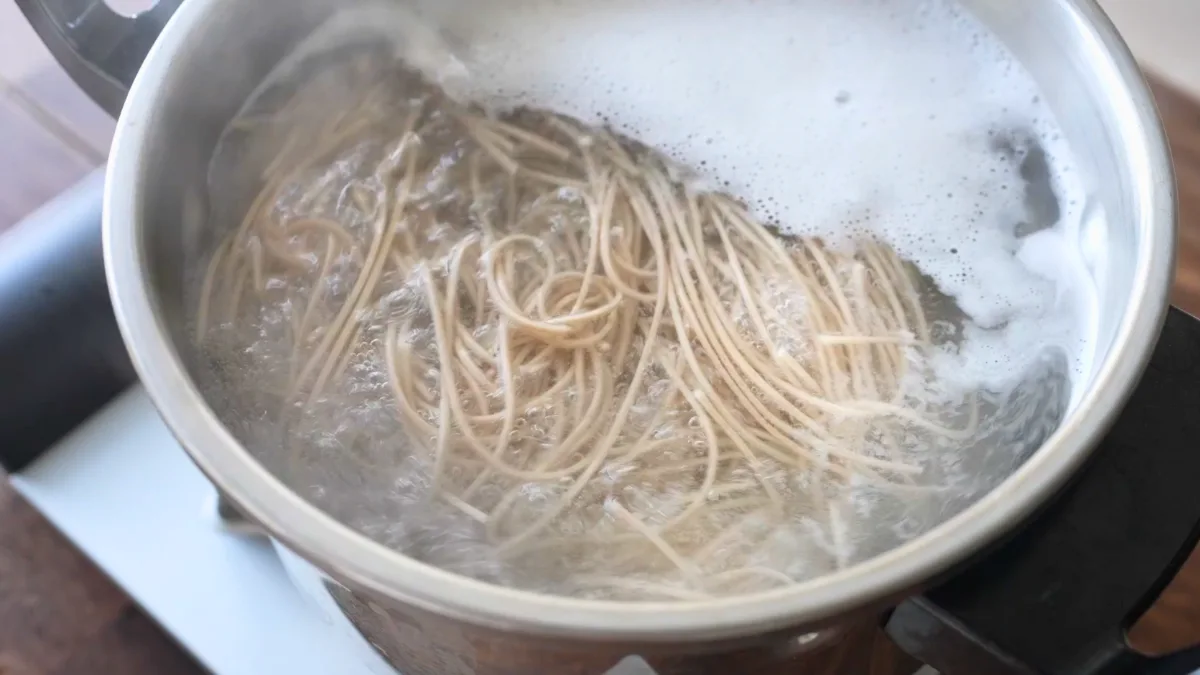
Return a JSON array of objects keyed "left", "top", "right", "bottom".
[
  {"left": 213, "top": 491, "right": 268, "bottom": 537},
  {"left": 603, "top": 656, "right": 658, "bottom": 675},
  {"left": 15, "top": 0, "right": 183, "bottom": 116},
  {"left": 886, "top": 597, "right": 1033, "bottom": 675}
]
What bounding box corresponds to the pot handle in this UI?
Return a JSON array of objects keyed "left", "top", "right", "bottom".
[
  {"left": 0, "top": 171, "right": 137, "bottom": 473},
  {"left": 886, "top": 305, "right": 1200, "bottom": 675},
  {"left": 15, "top": 0, "right": 182, "bottom": 117}
]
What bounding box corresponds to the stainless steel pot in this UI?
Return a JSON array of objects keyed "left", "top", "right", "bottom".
[{"left": 21, "top": 0, "right": 1200, "bottom": 673}]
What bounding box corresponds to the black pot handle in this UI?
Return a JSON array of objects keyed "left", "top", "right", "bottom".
[
  {"left": 15, "top": 0, "right": 182, "bottom": 117},
  {"left": 887, "top": 305, "right": 1200, "bottom": 675},
  {"left": 0, "top": 171, "right": 137, "bottom": 472}
]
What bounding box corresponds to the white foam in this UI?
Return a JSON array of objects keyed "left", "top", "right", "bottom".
[{"left": 399, "top": 0, "right": 1099, "bottom": 404}]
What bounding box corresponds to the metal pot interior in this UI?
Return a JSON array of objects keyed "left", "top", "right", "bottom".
[{"left": 110, "top": 0, "right": 1170, "bottom": 638}]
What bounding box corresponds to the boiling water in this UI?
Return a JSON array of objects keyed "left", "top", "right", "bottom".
[
  {"left": 189, "top": 0, "right": 1097, "bottom": 599},
  {"left": 414, "top": 0, "right": 1098, "bottom": 395}
]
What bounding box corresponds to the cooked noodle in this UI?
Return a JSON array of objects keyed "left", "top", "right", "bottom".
[{"left": 195, "top": 58, "right": 977, "bottom": 600}]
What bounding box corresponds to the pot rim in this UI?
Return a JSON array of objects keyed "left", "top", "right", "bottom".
[{"left": 103, "top": 0, "right": 1176, "bottom": 642}]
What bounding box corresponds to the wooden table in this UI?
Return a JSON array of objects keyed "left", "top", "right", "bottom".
[{"left": 1, "top": 8, "right": 1200, "bottom": 669}]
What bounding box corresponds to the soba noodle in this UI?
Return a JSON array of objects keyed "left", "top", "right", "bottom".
[{"left": 195, "top": 56, "right": 977, "bottom": 600}]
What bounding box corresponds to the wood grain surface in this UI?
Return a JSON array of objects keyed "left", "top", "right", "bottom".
[{"left": 1, "top": 10, "right": 1200, "bottom": 670}]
